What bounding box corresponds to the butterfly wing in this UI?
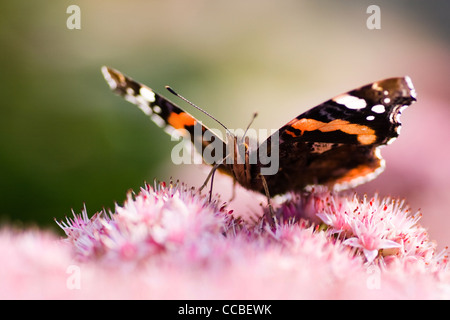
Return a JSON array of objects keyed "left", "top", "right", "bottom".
[
  {"left": 101, "top": 66, "right": 230, "bottom": 174},
  {"left": 258, "top": 77, "right": 416, "bottom": 194}
]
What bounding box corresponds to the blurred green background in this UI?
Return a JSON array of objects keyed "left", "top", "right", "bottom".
[{"left": 0, "top": 1, "right": 449, "bottom": 245}]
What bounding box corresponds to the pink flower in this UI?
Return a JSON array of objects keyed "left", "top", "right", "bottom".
[
  {"left": 343, "top": 220, "right": 401, "bottom": 263},
  {"left": 1, "top": 181, "right": 448, "bottom": 299},
  {"left": 57, "top": 181, "right": 233, "bottom": 265},
  {"left": 309, "top": 193, "right": 445, "bottom": 268}
]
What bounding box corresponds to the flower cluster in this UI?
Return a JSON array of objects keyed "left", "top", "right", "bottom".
[
  {"left": 58, "top": 181, "right": 448, "bottom": 270},
  {"left": 316, "top": 193, "right": 444, "bottom": 266},
  {"left": 56, "top": 181, "right": 234, "bottom": 265},
  {"left": 51, "top": 181, "right": 449, "bottom": 298},
  {"left": 268, "top": 191, "right": 447, "bottom": 268}
]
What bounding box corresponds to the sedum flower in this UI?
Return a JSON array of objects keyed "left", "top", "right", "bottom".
[
  {"left": 343, "top": 219, "right": 401, "bottom": 263},
  {"left": 304, "top": 193, "right": 443, "bottom": 267},
  {"left": 56, "top": 181, "right": 233, "bottom": 265},
  {"left": 1, "top": 180, "right": 433, "bottom": 299}
]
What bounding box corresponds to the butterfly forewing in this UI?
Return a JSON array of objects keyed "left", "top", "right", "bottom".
[
  {"left": 257, "top": 77, "right": 416, "bottom": 193},
  {"left": 101, "top": 66, "right": 230, "bottom": 174}
]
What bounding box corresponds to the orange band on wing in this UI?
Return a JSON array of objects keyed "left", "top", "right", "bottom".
[
  {"left": 168, "top": 112, "right": 196, "bottom": 129},
  {"left": 284, "top": 129, "right": 297, "bottom": 138},
  {"left": 289, "top": 118, "right": 376, "bottom": 145},
  {"left": 356, "top": 134, "right": 377, "bottom": 145},
  {"left": 335, "top": 164, "right": 377, "bottom": 184}
]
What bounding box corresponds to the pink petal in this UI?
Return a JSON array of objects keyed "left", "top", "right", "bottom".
[
  {"left": 379, "top": 239, "right": 402, "bottom": 249},
  {"left": 343, "top": 237, "right": 362, "bottom": 248},
  {"left": 363, "top": 249, "right": 379, "bottom": 263}
]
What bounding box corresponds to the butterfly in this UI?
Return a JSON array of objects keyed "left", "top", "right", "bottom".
[{"left": 101, "top": 66, "right": 416, "bottom": 198}]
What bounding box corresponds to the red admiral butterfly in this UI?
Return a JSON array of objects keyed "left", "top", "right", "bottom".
[{"left": 101, "top": 67, "right": 416, "bottom": 198}]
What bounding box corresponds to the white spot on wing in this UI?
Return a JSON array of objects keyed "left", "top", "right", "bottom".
[
  {"left": 404, "top": 76, "right": 417, "bottom": 99},
  {"left": 366, "top": 115, "right": 375, "bottom": 121},
  {"left": 333, "top": 94, "right": 367, "bottom": 110},
  {"left": 372, "top": 82, "right": 382, "bottom": 91},
  {"left": 137, "top": 104, "right": 153, "bottom": 116},
  {"left": 124, "top": 94, "right": 138, "bottom": 105},
  {"left": 393, "top": 105, "right": 408, "bottom": 123},
  {"left": 371, "top": 104, "right": 385, "bottom": 114},
  {"left": 101, "top": 66, "right": 118, "bottom": 90},
  {"left": 153, "top": 105, "right": 162, "bottom": 114},
  {"left": 139, "top": 86, "right": 156, "bottom": 103},
  {"left": 151, "top": 114, "right": 166, "bottom": 128},
  {"left": 387, "top": 137, "right": 397, "bottom": 145}
]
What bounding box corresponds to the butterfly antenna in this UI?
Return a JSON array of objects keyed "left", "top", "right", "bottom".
[
  {"left": 241, "top": 112, "right": 258, "bottom": 142},
  {"left": 166, "top": 86, "right": 233, "bottom": 136}
]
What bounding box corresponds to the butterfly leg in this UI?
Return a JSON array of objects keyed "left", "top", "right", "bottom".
[
  {"left": 198, "top": 162, "right": 222, "bottom": 198},
  {"left": 229, "top": 179, "right": 237, "bottom": 202},
  {"left": 260, "top": 174, "right": 277, "bottom": 225},
  {"left": 208, "top": 167, "right": 217, "bottom": 203}
]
